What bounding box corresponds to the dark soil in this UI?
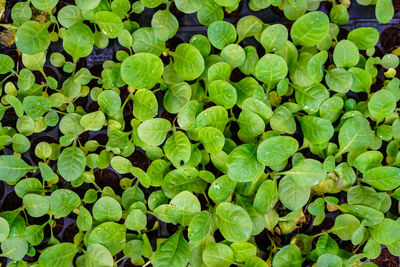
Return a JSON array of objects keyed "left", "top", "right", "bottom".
[
  {"left": 394, "top": 0, "right": 400, "bottom": 12},
  {"left": 94, "top": 168, "right": 123, "bottom": 195},
  {"left": 2, "top": 191, "right": 22, "bottom": 211},
  {"left": 381, "top": 27, "right": 400, "bottom": 53},
  {"left": 372, "top": 247, "right": 400, "bottom": 267}
]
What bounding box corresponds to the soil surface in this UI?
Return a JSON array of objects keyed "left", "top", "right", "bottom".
[
  {"left": 381, "top": 27, "right": 400, "bottom": 53},
  {"left": 372, "top": 247, "right": 400, "bottom": 267}
]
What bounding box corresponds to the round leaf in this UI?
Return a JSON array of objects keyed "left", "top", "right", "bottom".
[
  {"left": 257, "top": 136, "right": 298, "bottom": 166},
  {"left": 216, "top": 203, "right": 253, "bottom": 243},
  {"left": 173, "top": 44, "right": 205, "bottom": 81},
  {"left": 137, "top": 118, "right": 171, "bottom": 146},
  {"left": 93, "top": 196, "right": 122, "bottom": 222},
  {"left": 58, "top": 146, "right": 86, "bottom": 182},
  {"left": 63, "top": 23, "right": 94, "bottom": 62},
  {"left": 227, "top": 144, "right": 264, "bottom": 182},
  {"left": 15, "top": 21, "right": 50, "bottom": 55},
  {"left": 121, "top": 53, "right": 164, "bottom": 89}
]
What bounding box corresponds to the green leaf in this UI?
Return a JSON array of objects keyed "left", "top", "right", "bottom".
[
  {"left": 137, "top": 118, "right": 171, "bottom": 146},
  {"left": 0, "top": 217, "right": 10, "bottom": 242},
  {"left": 58, "top": 5, "right": 82, "bottom": 28},
  {"left": 131, "top": 167, "right": 151, "bottom": 188},
  {"left": 325, "top": 68, "right": 353, "bottom": 93},
  {"left": 133, "top": 89, "right": 158, "bottom": 121},
  {"left": 254, "top": 54, "right": 288, "bottom": 89},
  {"left": 164, "top": 131, "right": 192, "bottom": 167},
  {"left": 1, "top": 237, "right": 28, "bottom": 261},
  {"left": 370, "top": 218, "right": 400, "bottom": 245},
  {"left": 270, "top": 106, "right": 296, "bottom": 134},
  {"left": 63, "top": 23, "right": 94, "bottom": 62},
  {"left": 339, "top": 204, "right": 384, "bottom": 226},
  {"left": 316, "top": 253, "right": 343, "bottom": 267},
  {"left": 21, "top": 52, "right": 46, "bottom": 72},
  {"left": 278, "top": 176, "right": 310, "bottom": 211},
  {"left": 353, "top": 151, "right": 383, "bottom": 173},
  {"left": 111, "top": 156, "right": 132, "bottom": 174},
  {"left": 199, "top": 127, "right": 225, "bottom": 155},
  {"left": 253, "top": 179, "right": 278, "bottom": 213},
  {"left": 295, "top": 83, "right": 329, "bottom": 114},
  {"left": 125, "top": 209, "right": 147, "bottom": 232},
  {"left": 175, "top": 0, "right": 202, "bottom": 13},
  {"left": 153, "top": 228, "right": 190, "bottom": 267},
  {"left": 162, "top": 191, "right": 201, "bottom": 226},
  {"left": 190, "top": 34, "right": 211, "bottom": 57},
  {"left": 333, "top": 40, "right": 360, "bottom": 68},
  {"left": 80, "top": 111, "right": 105, "bottom": 131},
  {"left": 375, "top": 0, "right": 394, "bottom": 24},
  {"left": 132, "top": 27, "right": 166, "bottom": 56},
  {"left": 208, "top": 80, "right": 237, "bottom": 109},
  {"left": 347, "top": 27, "right": 379, "bottom": 50},
  {"left": 257, "top": 136, "right": 298, "bottom": 166},
  {"left": 49, "top": 189, "right": 81, "bottom": 218},
  {"left": 202, "top": 243, "right": 233, "bottom": 267},
  {"left": 15, "top": 21, "right": 50, "bottom": 54},
  {"left": 22, "top": 96, "right": 51, "bottom": 119},
  {"left": 332, "top": 214, "right": 360, "bottom": 241},
  {"left": 349, "top": 67, "right": 372, "bottom": 93},
  {"left": 39, "top": 243, "right": 76, "bottom": 267},
  {"left": 237, "top": 15, "right": 263, "bottom": 42},
  {"left": 196, "top": 105, "right": 229, "bottom": 132},
  {"left": 207, "top": 21, "right": 237, "bottom": 49},
  {"left": 162, "top": 168, "right": 206, "bottom": 198},
  {"left": 77, "top": 206, "right": 92, "bottom": 231},
  {"left": 362, "top": 166, "right": 400, "bottom": 191},
  {"left": 0, "top": 155, "right": 35, "bottom": 183},
  {"left": 93, "top": 196, "right": 122, "bottom": 222},
  {"left": 230, "top": 242, "right": 257, "bottom": 262},
  {"left": 283, "top": 0, "right": 307, "bottom": 20},
  {"left": 11, "top": 2, "right": 32, "bottom": 26},
  {"left": 197, "top": 0, "right": 223, "bottom": 26},
  {"left": 334, "top": 162, "right": 356, "bottom": 188},
  {"left": 163, "top": 82, "right": 192, "bottom": 114},
  {"left": 280, "top": 159, "right": 326, "bottom": 187},
  {"left": 307, "top": 51, "right": 328, "bottom": 83},
  {"left": 272, "top": 244, "right": 303, "bottom": 267},
  {"left": 24, "top": 224, "right": 45, "bottom": 246},
  {"left": 151, "top": 10, "right": 178, "bottom": 41},
  {"left": 260, "top": 24, "right": 288, "bottom": 53},
  {"left": 188, "top": 210, "right": 211, "bottom": 242},
  {"left": 94, "top": 11, "right": 123, "bottom": 38},
  {"left": 208, "top": 175, "right": 236, "bottom": 203},
  {"left": 141, "top": 0, "right": 163, "bottom": 8},
  {"left": 57, "top": 146, "right": 86, "bottom": 182},
  {"left": 242, "top": 97, "right": 273, "bottom": 121},
  {"left": 88, "top": 222, "right": 126, "bottom": 255},
  {"left": 227, "top": 144, "right": 264, "bottom": 182},
  {"left": 23, "top": 193, "right": 49, "bottom": 217},
  {"left": 5, "top": 95, "right": 23, "bottom": 117},
  {"left": 84, "top": 243, "right": 114, "bottom": 267},
  {"left": 173, "top": 44, "right": 205, "bottom": 81},
  {"left": 299, "top": 116, "right": 334, "bottom": 144},
  {"left": 0, "top": 54, "right": 14, "bottom": 74},
  {"left": 237, "top": 110, "right": 265, "bottom": 137},
  {"left": 98, "top": 90, "right": 121, "bottom": 117},
  {"left": 121, "top": 53, "right": 164, "bottom": 89},
  {"left": 368, "top": 90, "right": 396, "bottom": 121},
  {"left": 31, "top": 0, "right": 58, "bottom": 11},
  {"left": 216, "top": 202, "right": 253, "bottom": 242},
  {"left": 337, "top": 116, "right": 374, "bottom": 156},
  {"left": 290, "top": 11, "right": 329, "bottom": 47}
]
